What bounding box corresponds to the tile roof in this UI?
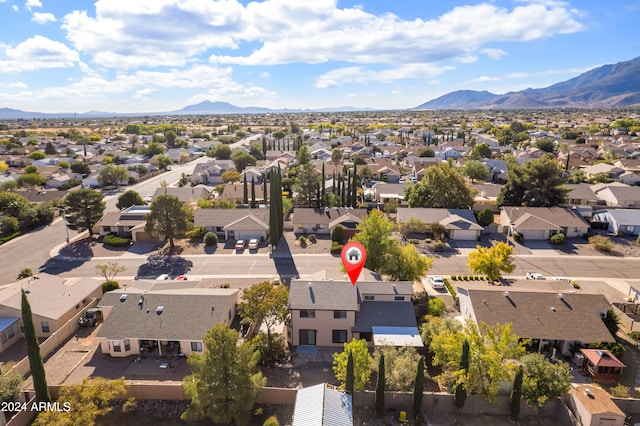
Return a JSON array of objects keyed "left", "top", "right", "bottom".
[
  {"left": 581, "top": 349, "right": 625, "bottom": 369},
  {"left": 463, "top": 288, "right": 614, "bottom": 343}
]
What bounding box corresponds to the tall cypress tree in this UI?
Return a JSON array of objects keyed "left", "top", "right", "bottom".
[
  {"left": 262, "top": 136, "right": 267, "bottom": 156},
  {"left": 345, "top": 350, "right": 355, "bottom": 395},
  {"left": 332, "top": 171, "right": 336, "bottom": 195},
  {"left": 250, "top": 176, "right": 256, "bottom": 208},
  {"left": 21, "top": 289, "right": 50, "bottom": 403},
  {"left": 346, "top": 171, "right": 351, "bottom": 208},
  {"left": 269, "top": 169, "right": 278, "bottom": 247},
  {"left": 243, "top": 174, "right": 248, "bottom": 205},
  {"left": 351, "top": 163, "right": 358, "bottom": 208},
  {"left": 321, "top": 162, "right": 326, "bottom": 204},
  {"left": 510, "top": 366, "right": 523, "bottom": 421},
  {"left": 375, "top": 353, "right": 385, "bottom": 416},
  {"left": 413, "top": 356, "right": 424, "bottom": 420},
  {"left": 455, "top": 339, "right": 469, "bottom": 413},
  {"left": 263, "top": 176, "right": 268, "bottom": 206}
]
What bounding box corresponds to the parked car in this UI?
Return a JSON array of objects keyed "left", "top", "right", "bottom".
[
  {"left": 155, "top": 274, "right": 170, "bottom": 280},
  {"left": 526, "top": 272, "right": 545, "bottom": 280},
  {"left": 428, "top": 275, "right": 446, "bottom": 289},
  {"left": 176, "top": 275, "right": 188, "bottom": 281},
  {"left": 235, "top": 240, "right": 246, "bottom": 250},
  {"left": 79, "top": 308, "right": 102, "bottom": 327},
  {"left": 399, "top": 178, "right": 405, "bottom": 184},
  {"left": 248, "top": 239, "right": 260, "bottom": 250}
]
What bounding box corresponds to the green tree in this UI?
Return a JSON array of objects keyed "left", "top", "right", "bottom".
[
  {"left": 476, "top": 209, "right": 494, "bottom": 227},
  {"left": 293, "top": 164, "right": 321, "bottom": 207},
  {"left": 497, "top": 155, "right": 569, "bottom": 207},
  {"left": 27, "top": 151, "right": 46, "bottom": 160},
  {"left": 25, "top": 165, "right": 39, "bottom": 174},
  {"left": 269, "top": 168, "right": 283, "bottom": 247},
  {"left": 17, "top": 268, "right": 33, "bottom": 279},
  {"left": 510, "top": 365, "right": 523, "bottom": 421},
  {"left": 375, "top": 352, "right": 385, "bottom": 416},
  {"left": 534, "top": 138, "right": 556, "bottom": 153},
  {"left": 2, "top": 216, "right": 19, "bottom": 234},
  {"left": 332, "top": 339, "right": 371, "bottom": 391},
  {"left": 116, "top": 190, "right": 144, "bottom": 210},
  {"left": 33, "top": 377, "right": 129, "bottom": 426},
  {"left": 345, "top": 350, "right": 355, "bottom": 395},
  {"left": 0, "top": 374, "right": 22, "bottom": 404},
  {"left": 397, "top": 217, "right": 427, "bottom": 242},
  {"left": 372, "top": 346, "right": 424, "bottom": 391},
  {"left": 405, "top": 162, "right": 475, "bottom": 208},
  {"left": 98, "top": 164, "right": 129, "bottom": 187},
  {"left": 142, "top": 141, "right": 165, "bottom": 156},
  {"left": 238, "top": 281, "right": 289, "bottom": 364},
  {"left": 64, "top": 188, "right": 106, "bottom": 237},
  {"left": 70, "top": 160, "right": 91, "bottom": 175},
  {"left": 428, "top": 297, "right": 446, "bottom": 317},
  {"left": 21, "top": 289, "right": 50, "bottom": 403},
  {"left": 383, "top": 244, "right": 434, "bottom": 281},
  {"left": 182, "top": 324, "right": 265, "bottom": 425},
  {"left": 602, "top": 309, "right": 620, "bottom": 336},
  {"left": 472, "top": 143, "right": 492, "bottom": 159},
  {"left": 232, "top": 152, "right": 257, "bottom": 171},
  {"left": 296, "top": 145, "right": 311, "bottom": 165},
  {"left": 417, "top": 147, "right": 435, "bottom": 157},
  {"left": 95, "top": 261, "right": 125, "bottom": 282},
  {"left": 351, "top": 209, "right": 396, "bottom": 272},
  {"left": 222, "top": 170, "right": 241, "bottom": 183},
  {"left": 214, "top": 144, "right": 232, "bottom": 159},
  {"left": 17, "top": 173, "right": 46, "bottom": 187},
  {"left": 467, "top": 242, "right": 516, "bottom": 282},
  {"left": 144, "top": 194, "right": 192, "bottom": 254},
  {"left": 331, "top": 147, "right": 342, "bottom": 165},
  {"left": 461, "top": 160, "right": 491, "bottom": 183},
  {"left": 413, "top": 356, "right": 425, "bottom": 419},
  {"left": 520, "top": 353, "right": 571, "bottom": 409},
  {"left": 155, "top": 154, "right": 174, "bottom": 170}
]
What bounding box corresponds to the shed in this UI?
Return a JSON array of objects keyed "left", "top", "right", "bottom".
[
  {"left": 292, "top": 383, "right": 353, "bottom": 426},
  {"left": 569, "top": 384, "right": 625, "bottom": 426}
]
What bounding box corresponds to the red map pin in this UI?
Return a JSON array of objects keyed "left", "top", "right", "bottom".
[{"left": 341, "top": 242, "right": 367, "bottom": 285}]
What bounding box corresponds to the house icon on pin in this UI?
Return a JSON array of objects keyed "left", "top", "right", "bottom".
[{"left": 347, "top": 248, "right": 360, "bottom": 261}]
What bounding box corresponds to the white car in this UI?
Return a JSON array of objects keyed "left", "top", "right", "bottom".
[
  {"left": 155, "top": 274, "right": 170, "bottom": 280},
  {"left": 399, "top": 178, "right": 405, "bottom": 184},
  {"left": 248, "top": 238, "right": 260, "bottom": 250},
  {"left": 428, "top": 275, "right": 446, "bottom": 289},
  {"left": 526, "top": 272, "right": 545, "bottom": 280}
]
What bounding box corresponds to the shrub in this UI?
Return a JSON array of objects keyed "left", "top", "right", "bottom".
[
  {"left": 476, "top": 209, "right": 494, "bottom": 227},
  {"left": 186, "top": 226, "right": 206, "bottom": 240},
  {"left": 298, "top": 236, "right": 307, "bottom": 247},
  {"left": 221, "top": 283, "right": 230, "bottom": 288},
  {"left": 550, "top": 233, "right": 565, "bottom": 245},
  {"left": 263, "top": 416, "right": 280, "bottom": 426},
  {"left": 331, "top": 241, "right": 344, "bottom": 254},
  {"left": 610, "top": 384, "right": 630, "bottom": 398},
  {"left": 443, "top": 278, "right": 457, "bottom": 298},
  {"left": 203, "top": 232, "right": 218, "bottom": 246},
  {"left": 513, "top": 232, "right": 524, "bottom": 243},
  {"left": 102, "top": 280, "right": 120, "bottom": 293},
  {"left": 2, "top": 216, "right": 19, "bottom": 234},
  {"left": 103, "top": 233, "right": 130, "bottom": 247},
  {"left": 424, "top": 238, "right": 432, "bottom": 244},
  {"left": 428, "top": 298, "right": 446, "bottom": 317},
  {"left": 636, "top": 233, "right": 640, "bottom": 246},
  {"left": 308, "top": 234, "right": 317, "bottom": 243},
  {"left": 589, "top": 235, "right": 614, "bottom": 252},
  {"left": 331, "top": 226, "right": 344, "bottom": 243},
  {"left": 408, "top": 238, "right": 419, "bottom": 245},
  {"left": 17, "top": 268, "right": 33, "bottom": 280},
  {"left": 628, "top": 331, "right": 640, "bottom": 342},
  {"left": 570, "top": 280, "right": 581, "bottom": 289},
  {"left": 451, "top": 275, "right": 457, "bottom": 281},
  {"left": 433, "top": 241, "right": 446, "bottom": 252}
]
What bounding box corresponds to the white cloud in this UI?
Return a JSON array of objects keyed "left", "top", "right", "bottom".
[
  {"left": 347, "top": 92, "right": 357, "bottom": 98},
  {"left": 32, "top": 12, "right": 56, "bottom": 24},
  {"left": 260, "top": 71, "right": 269, "bottom": 78},
  {"left": 481, "top": 48, "right": 507, "bottom": 60},
  {"left": 391, "top": 90, "right": 402, "bottom": 96},
  {"left": 58, "top": 0, "right": 584, "bottom": 70},
  {"left": 134, "top": 88, "right": 156, "bottom": 98},
  {"left": 456, "top": 56, "right": 478, "bottom": 64},
  {"left": 315, "top": 63, "right": 454, "bottom": 88},
  {"left": 25, "top": 0, "right": 42, "bottom": 11},
  {"left": 465, "top": 76, "right": 501, "bottom": 84},
  {"left": 0, "top": 36, "right": 79, "bottom": 72},
  {"left": 12, "top": 5, "right": 18, "bottom": 12}
]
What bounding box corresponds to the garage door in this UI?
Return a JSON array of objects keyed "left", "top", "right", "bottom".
[
  {"left": 235, "top": 230, "right": 267, "bottom": 240},
  {"left": 521, "top": 230, "right": 546, "bottom": 240},
  {"left": 450, "top": 230, "right": 478, "bottom": 241}
]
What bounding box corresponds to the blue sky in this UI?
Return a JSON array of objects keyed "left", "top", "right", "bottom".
[{"left": 0, "top": 0, "right": 638, "bottom": 113}]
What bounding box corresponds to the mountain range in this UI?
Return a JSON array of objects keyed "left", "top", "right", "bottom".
[
  {"left": 415, "top": 56, "right": 640, "bottom": 109},
  {"left": 2, "top": 56, "right": 640, "bottom": 119}
]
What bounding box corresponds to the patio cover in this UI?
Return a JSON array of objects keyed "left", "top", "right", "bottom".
[{"left": 372, "top": 326, "right": 423, "bottom": 347}]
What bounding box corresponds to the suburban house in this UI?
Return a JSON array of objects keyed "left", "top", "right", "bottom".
[
  {"left": 457, "top": 287, "right": 615, "bottom": 356},
  {"left": 287, "top": 280, "right": 419, "bottom": 348},
  {"left": 396, "top": 208, "right": 483, "bottom": 241},
  {"left": 151, "top": 186, "right": 212, "bottom": 206},
  {"left": 190, "top": 160, "right": 234, "bottom": 185},
  {"left": 96, "top": 286, "right": 239, "bottom": 358},
  {"left": 579, "top": 349, "right": 625, "bottom": 383},
  {"left": 471, "top": 183, "right": 502, "bottom": 212},
  {"left": 95, "top": 205, "right": 153, "bottom": 242},
  {"left": 580, "top": 163, "right": 624, "bottom": 179},
  {"left": 292, "top": 208, "right": 367, "bottom": 238},
  {"left": 563, "top": 183, "right": 599, "bottom": 206},
  {"left": 592, "top": 209, "right": 640, "bottom": 235},
  {"left": 569, "top": 385, "right": 626, "bottom": 426},
  {"left": 373, "top": 182, "right": 413, "bottom": 205},
  {"left": 219, "top": 182, "right": 269, "bottom": 204},
  {"left": 0, "top": 274, "right": 102, "bottom": 351},
  {"left": 500, "top": 206, "right": 590, "bottom": 240},
  {"left": 292, "top": 383, "right": 353, "bottom": 426},
  {"left": 595, "top": 185, "right": 640, "bottom": 208},
  {"left": 194, "top": 208, "right": 270, "bottom": 241},
  {"left": 14, "top": 189, "right": 69, "bottom": 204}
]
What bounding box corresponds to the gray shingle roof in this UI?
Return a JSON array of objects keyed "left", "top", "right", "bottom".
[
  {"left": 194, "top": 208, "right": 270, "bottom": 228},
  {"left": 97, "top": 288, "right": 238, "bottom": 341},
  {"left": 397, "top": 208, "right": 479, "bottom": 226},
  {"left": 503, "top": 206, "right": 589, "bottom": 229},
  {"left": 353, "top": 301, "right": 417, "bottom": 332},
  {"left": 288, "top": 281, "right": 358, "bottom": 311},
  {"left": 464, "top": 288, "right": 614, "bottom": 343},
  {"left": 293, "top": 208, "right": 367, "bottom": 226}
]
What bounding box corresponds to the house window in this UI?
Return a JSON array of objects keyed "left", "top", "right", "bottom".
[
  {"left": 360, "top": 332, "right": 372, "bottom": 341},
  {"left": 103, "top": 226, "right": 111, "bottom": 233},
  {"left": 332, "top": 330, "right": 348, "bottom": 343},
  {"left": 300, "top": 310, "right": 316, "bottom": 318},
  {"left": 113, "top": 341, "right": 121, "bottom": 352},
  {"left": 364, "top": 295, "right": 375, "bottom": 301},
  {"left": 41, "top": 322, "right": 50, "bottom": 333},
  {"left": 394, "top": 296, "right": 405, "bottom": 301},
  {"left": 7, "top": 325, "right": 15, "bottom": 340},
  {"left": 124, "top": 339, "right": 130, "bottom": 351},
  {"left": 299, "top": 329, "right": 316, "bottom": 346},
  {"left": 333, "top": 310, "right": 347, "bottom": 319},
  {"left": 191, "top": 342, "right": 203, "bottom": 352},
  {"left": 1, "top": 332, "right": 7, "bottom": 344}
]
